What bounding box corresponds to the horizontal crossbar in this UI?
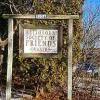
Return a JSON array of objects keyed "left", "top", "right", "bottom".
[{"left": 2, "top": 14, "right": 79, "bottom": 19}]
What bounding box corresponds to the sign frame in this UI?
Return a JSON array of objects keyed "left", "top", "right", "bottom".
[{"left": 19, "top": 23, "right": 63, "bottom": 58}]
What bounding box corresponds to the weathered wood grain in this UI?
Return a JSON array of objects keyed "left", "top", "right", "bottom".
[
  {"left": 6, "top": 19, "right": 13, "bottom": 100},
  {"left": 68, "top": 19, "right": 73, "bottom": 100},
  {"left": 2, "top": 14, "right": 79, "bottom": 19}
]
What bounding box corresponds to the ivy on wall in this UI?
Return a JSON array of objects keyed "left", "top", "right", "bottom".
[{"left": 0, "top": 0, "right": 84, "bottom": 98}]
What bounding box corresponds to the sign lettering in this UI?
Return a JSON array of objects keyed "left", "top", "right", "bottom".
[{"left": 24, "top": 29, "right": 58, "bottom": 53}]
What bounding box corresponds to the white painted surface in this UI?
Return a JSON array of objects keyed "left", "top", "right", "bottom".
[{"left": 24, "top": 29, "right": 58, "bottom": 53}]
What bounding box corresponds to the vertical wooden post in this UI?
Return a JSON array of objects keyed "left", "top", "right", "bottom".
[
  {"left": 6, "top": 18, "right": 13, "bottom": 100},
  {"left": 68, "top": 19, "right": 73, "bottom": 100}
]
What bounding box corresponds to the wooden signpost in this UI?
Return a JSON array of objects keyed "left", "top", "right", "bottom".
[
  {"left": 3, "top": 14, "right": 79, "bottom": 100},
  {"left": 6, "top": 18, "right": 13, "bottom": 100}
]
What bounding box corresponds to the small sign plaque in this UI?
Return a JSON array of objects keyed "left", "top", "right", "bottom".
[
  {"left": 35, "top": 14, "right": 47, "bottom": 19},
  {"left": 24, "top": 29, "right": 58, "bottom": 53}
]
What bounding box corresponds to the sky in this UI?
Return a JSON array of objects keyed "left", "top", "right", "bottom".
[
  {"left": 83, "top": 0, "right": 100, "bottom": 48},
  {"left": 84, "top": 0, "right": 100, "bottom": 9},
  {"left": 83, "top": 0, "right": 100, "bottom": 26}
]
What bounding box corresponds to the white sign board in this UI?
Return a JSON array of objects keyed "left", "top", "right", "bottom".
[{"left": 24, "top": 29, "right": 58, "bottom": 53}]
